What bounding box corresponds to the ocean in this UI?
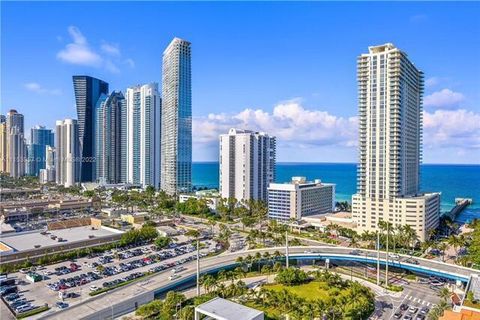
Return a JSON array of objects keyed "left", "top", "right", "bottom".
[{"left": 192, "top": 162, "right": 480, "bottom": 223}]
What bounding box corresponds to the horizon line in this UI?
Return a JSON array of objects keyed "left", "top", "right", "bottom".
[{"left": 192, "top": 161, "right": 480, "bottom": 166}]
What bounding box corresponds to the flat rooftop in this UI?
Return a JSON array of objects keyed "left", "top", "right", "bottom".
[
  {"left": 195, "top": 297, "right": 264, "bottom": 320},
  {"left": 0, "top": 226, "right": 120, "bottom": 253}
]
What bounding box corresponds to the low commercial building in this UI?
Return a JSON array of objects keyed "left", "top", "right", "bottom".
[
  {"left": 302, "top": 211, "right": 357, "bottom": 231},
  {"left": 0, "top": 221, "right": 123, "bottom": 265},
  {"left": 195, "top": 297, "right": 264, "bottom": 320},
  {"left": 102, "top": 207, "right": 127, "bottom": 217},
  {"left": 352, "top": 192, "right": 440, "bottom": 242},
  {"left": 179, "top": 189, "right": 220, "bottom": 212},
  {"left": 121, "top": 212, "right": 148, "bottom": 225},
  {"left": 268, "top": 177, "right": 335, "bottom": 221},
  {"left": 156, "top": 225, "right": 179, "bottom": 237}
]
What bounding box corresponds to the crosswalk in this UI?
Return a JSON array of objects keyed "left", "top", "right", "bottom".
[{"left": 405, "top": 295, "right": 436, "bottom": 307}]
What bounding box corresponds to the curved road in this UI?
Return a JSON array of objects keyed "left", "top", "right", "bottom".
[{"left": 40, "top": 246, "right": 477, "bottom": 320}]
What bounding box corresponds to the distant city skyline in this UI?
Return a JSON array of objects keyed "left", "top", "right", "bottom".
[{"left": 2, "top": 2, "right": 479, "bottom": 164}]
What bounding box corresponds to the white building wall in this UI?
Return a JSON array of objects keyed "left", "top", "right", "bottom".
[
  {"left": 125, "top": 83, "right": 161, "bottom": 188},
  {"left": 352, "top": 43, "right": 439, "bottom": 241},
  {"left": 219, "top": 128, "right": 276, "bottom": 202}
]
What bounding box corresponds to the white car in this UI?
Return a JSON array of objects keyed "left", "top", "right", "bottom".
[
  {"left": 89, "top": 285, "right": 99, "bottom": 291},
  {"left": 169, "top": 274, "right": 181, "bottom": 281},
  {"left": 389, "top": 254, "right": 400, "bottom": 260}
]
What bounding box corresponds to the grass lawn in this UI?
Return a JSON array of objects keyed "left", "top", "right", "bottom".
[{"left": 263, "top": 281, "right": 330, "bottom": 301}]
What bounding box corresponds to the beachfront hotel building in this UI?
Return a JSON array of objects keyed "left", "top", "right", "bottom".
[
  {"left": 161, "top": 37, "right": 192, "bottom": 195},
  {"left": 268, "top": 177, "right": 335, "bottom": 221},
  {"left": 55, "top": 119, "right": 80, "bottom": 187},
  {"left": 125, "top": 83, "right": 161, "bottom": 188},
  {"left": 219, "top": 128, "right": 276, "bottom": 202},
  {"left": 352, "top": 43, "right": 440, "bottom": 241}
]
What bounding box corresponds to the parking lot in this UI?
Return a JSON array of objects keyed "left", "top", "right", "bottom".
[{"left": 1, "top": 238, "right": 219, "bottom": 318}]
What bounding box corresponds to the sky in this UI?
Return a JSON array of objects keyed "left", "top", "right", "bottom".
[{"left": 1, "top": 1, "right": 479, "bottom": 164}]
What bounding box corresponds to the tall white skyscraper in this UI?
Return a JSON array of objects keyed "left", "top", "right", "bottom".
[
  {"left": 352, "top": 43, "right": 440, "bottom": 241},
  {"left": 161, "top": 37, "right": 192, "bottom": 195},
  {"left": 55, "top": 119, "right": 80, "bottom": 187},
  {"left": 125, "top": 83, "right": 161, "bottom": 188},
  {"left": 219, "top": 128, "right": 276, "bottom": 202}
]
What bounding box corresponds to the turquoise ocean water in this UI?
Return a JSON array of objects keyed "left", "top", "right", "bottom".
[{"left": 192, "top": 162, "right": 480, "bottom": 224}]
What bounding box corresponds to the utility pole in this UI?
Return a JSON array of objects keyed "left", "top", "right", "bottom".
[
  {"left": 285, "top": 230, "right": 289, "bottom": 268},
  {"left": 376, "top": 231, "right": 380, "bottom": 286},
  {"left": 196, "top": 238, "right": 200, "bottom": 296},
  {"left": 385, "top": 223, "right": 389, "bottom": 288}
]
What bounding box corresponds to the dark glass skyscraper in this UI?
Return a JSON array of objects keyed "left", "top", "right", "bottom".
[{"left": 73, "top": 75, "right": 109, "bottom": 182}]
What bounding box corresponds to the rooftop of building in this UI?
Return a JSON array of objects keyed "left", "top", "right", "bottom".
[
  {"left": 195, "top": 297, "right": 264, "bottom": 320},
  {"left": 439, "top": 309, "right": 480, "bottom": 320},
  {"left": 269, "top": 177, "right": 335, "bottom": 189},
  {"left": 0, "top": 225, "right": 121, "bottom": 253}
]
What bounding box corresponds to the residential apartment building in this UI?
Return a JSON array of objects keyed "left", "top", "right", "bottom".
[
  {"left": 95, "top": 91, "right": 127, "bottom": 184},
  {"left": 39, "top": 145, "right": 55, "bottom": 184},
  {"left": 26, "top": 125, "right": 54, "bottom": 176},
  {"left": 219, "top": 128, "right": 276, "bottom": 202},
  {"left": 55, "top": 119, "right": 80, "bottom": 187},
  {"left": 0, "top": 117, "right": 7, "bottom": 173},
  {"left": 268, "top": 177, "right": 335, "bottom": 221},
  {"left": 73, "top": 75, "right": 109, "bottom": 182},
  {"left": 125, "top": 83, "right": 161, "bottom": 188},
  {"left": 352, "top": 43, "right": 440, "bottom": 241},
  {"left": 6, "top": 109, "right": 26, "bottom": 178},
  {"left": 161, "top": 37, "right": 192, "bottom": 195}
]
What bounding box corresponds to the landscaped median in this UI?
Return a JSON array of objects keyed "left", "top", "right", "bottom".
[
  {"left": 16, "top": 305, "right": 50, "bottom": 319},
  {"left": 89, "top": 272, "right": 154, "bottom": 296}
]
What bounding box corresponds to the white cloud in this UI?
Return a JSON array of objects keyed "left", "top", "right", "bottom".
[
  {"left": 424, "top": 89, "right": 465, "bottom": 109},
  {"left": 124, "top": 58, "right": 135, "bottom": 68},
  {"left": 193, "top": 99, "right": 358, "bottom": 149},
  {"left": 424, "top": 109, "right": 480, "bottom": 149},
  {"left": 24, "top": 82, "right": 61, "bottom": 95},
  {"left": 57, "top": 26, "right": 102, "bottom": 66},
  {"left": 193, "top": 99, "right": 480, "bottom": 162},
  {"left": 101, "top": 42, "right": 120, "bottom": 56},
  {"left": 56, "top": 26, "right": 134, "bottom": 73},
  {"left": 425, "top": 77, "right": 440, "bottom": 88}
]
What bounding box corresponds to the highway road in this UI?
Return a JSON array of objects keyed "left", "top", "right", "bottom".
[{"left": 38, "top": 246, "right": 478, "bottom": 320}]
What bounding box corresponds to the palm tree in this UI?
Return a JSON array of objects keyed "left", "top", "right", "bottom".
[
  {"left": 438, "top": 242, "right": 448, "bottom": 262},
  {"left": 439, "top": 287, "right": 451, "bottom": 302},
  {"left": 403, "top": 225, "right": 418, "bottom": 253},
  {"left": 447, "top": 234, "right": 466, "bottom": 261}
]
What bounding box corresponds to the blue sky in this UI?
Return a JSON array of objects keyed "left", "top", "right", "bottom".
[{"left": 2, "top": 1, "right": 479, "bottom": 163}]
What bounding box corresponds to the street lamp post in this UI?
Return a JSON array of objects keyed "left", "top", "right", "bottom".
[
  {"left": 285, "top": 230, "right": 289, "bottom": 268},
  {"left": 385, "top": 223, "right": 389, "bottom": 288},
  {"left": 376, "top": 231, "right": 380, "bottom": 286},
  {"left": 196, "top": 238, "right": 200, "bottom": 296}
]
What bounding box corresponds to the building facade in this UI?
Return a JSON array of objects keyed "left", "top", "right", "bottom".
[
  {"left": 0, "top": 118, "right": 7, "bottom": 173},
  {"left": 352, "top": 43, "right": 440, "bottom": 241},
  {"left": 6, "top": 110, "right": 26, "bottom": 178},
  {"left": 55, "top": 119, "right": 80, "bottom": 187},
  {"left": 39, "top": 145, "right": 56, "bottom": 184},
  {"left": 73, "top": 76, "right": 109, "bottom": 182},
  {"left": 26, "top": 125, "right": 54, "bottom": 176},
  {"left": 219, "top": 128, "right": 276, "bottom": 202},
  {"left": 268, "top": 177, "right": 335, "bottom": 221},
  {"left": 161, "top": 37, "right": 192, "bottom": 195},
  {"left": 125, "top": 83, "right": 161, "bottom": 188},
  {"left": 95, "top": 91, "right": 127, "bottom": 184}
]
